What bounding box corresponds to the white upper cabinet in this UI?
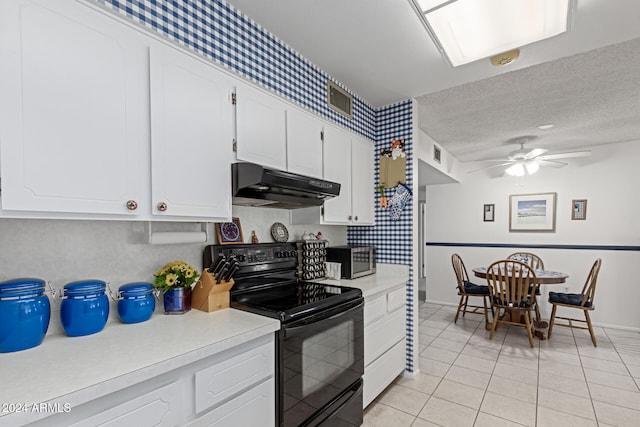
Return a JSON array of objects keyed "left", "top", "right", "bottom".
[
  {"left": 351, "top": 136, "right": 375, "bottom": 224},
  {"left": 149, "top": 42, "right": 234, "bottom": 220},
  {"left": 235, "top": 82, "right": 287, "bottom": 171},
  {"left": 291, "top": 125, "right": 375, "bottom": 226},
  {"left": 322, "top": 125, "right": 353, "bottom": 224},
  {"left": 285, "top": 107, "right": 323, "bottom": 179},
  {"left": 0, "top": 0, "right": 148, "bottom": 215}
]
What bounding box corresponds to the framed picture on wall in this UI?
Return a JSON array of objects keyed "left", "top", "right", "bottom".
[
  {"left": 483, "top": 204, "right": 495, "bottom": 222},
  {"left": 509, "top": 193, "right": 557, "bottom": 232},
  {"left": 572, "top": 199, "right": 587, "bottom": 220},
  {"left": 215, "top": 217, "right": 244, "bottom": 244}
]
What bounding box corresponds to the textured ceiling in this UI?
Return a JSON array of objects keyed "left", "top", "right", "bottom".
[{"left": 416, "top": 37, "right": 640, "bottom": 161}]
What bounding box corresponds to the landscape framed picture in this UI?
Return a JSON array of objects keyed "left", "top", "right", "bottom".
[{"left": 509, "top": 193, "right": 557, "bottom": 232}]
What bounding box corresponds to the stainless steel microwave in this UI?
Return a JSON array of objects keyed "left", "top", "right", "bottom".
[{"left": 326, "top": 246, "right": 376, "bottom": 279}]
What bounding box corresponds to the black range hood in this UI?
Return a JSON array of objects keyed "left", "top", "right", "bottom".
[{"left": 232, "top": 162, "right": 340, "bottom": 209}]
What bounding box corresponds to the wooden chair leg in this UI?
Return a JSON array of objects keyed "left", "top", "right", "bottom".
[
  {"left": 462, "top": 296, "right": 469, "bottom": 318},
  {"left": 548, "top": 305, "right": 557, "bottom": 339},
  {"left": 482, "top": 296, "right": 490, "bottom": 330},
  {"left": 523, "top": 311, "right": 534, "bottom": 348},
  {"left": 489, "top": 307, "right": 499, "bottom": 340},
  {"left": 585, "top": 310, "right": 597, "bottom": 347},
  {"left": 454, "top": 295, "right": 464, "bottom": 323},
  {"left": 534, "top": 297, "right": 541, "bottom": 322}
]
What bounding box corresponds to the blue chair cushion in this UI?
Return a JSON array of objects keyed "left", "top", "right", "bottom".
[
  {"left": 461, "top": 281, "right": 490, "bottom": 295},
  {"left": 549, "top": 292, "right": 592, "bottom": 307}
]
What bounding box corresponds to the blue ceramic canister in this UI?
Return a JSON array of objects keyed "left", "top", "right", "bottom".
[
  {"left": 0, "top": 278, "right": 51, "bottom": 353},
  {"left": 117, "top": 282, "right": 155, "bottom": 324},
  {"left": 60, "top": 280, "right": 109, "bottom": 337}
]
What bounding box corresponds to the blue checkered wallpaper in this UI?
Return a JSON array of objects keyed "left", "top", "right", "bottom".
[
  {"left": 348, "top": 100, "right": 415, "bottom": 372},
  {"left": 92, "top": 0, "right": 415, "bottom": 373},
  {"left": 94, "top": 0, "right": 376, "bottom": 140}
]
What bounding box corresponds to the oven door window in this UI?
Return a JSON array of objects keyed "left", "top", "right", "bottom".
[{"left": 282, "top": 302, "right": 363, "bottom": 427}]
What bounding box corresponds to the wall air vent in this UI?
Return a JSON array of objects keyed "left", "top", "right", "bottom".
[{"left": 327, "top": 80, "right": 352, "bottom": 119}]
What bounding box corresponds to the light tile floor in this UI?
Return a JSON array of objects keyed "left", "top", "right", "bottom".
[{"left": 363, "top": 302, "right": 640, "bottom": 427}]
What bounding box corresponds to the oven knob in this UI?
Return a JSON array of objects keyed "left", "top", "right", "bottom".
[
  {"left": 288, "top": 251, "right": 297, "bottom": 258},
  {"left": 236, "top": 254, "right": 246, "bottom": 262},
  {"left": 275, "top": 252, "right": 283, "bottom": 258}
]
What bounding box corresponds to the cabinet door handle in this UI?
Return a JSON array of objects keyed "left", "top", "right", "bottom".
[
  {"left": 348, "top": 215, "right": 352, "bottom": 221},
  {"left": 354, "top": 216, "right": 358, "bottom": 221},
  {"left": 156, "top": 202, "right": 168, "bottom": 212},
  {"left": 126, "top": 200, "right": 138, "bottom": 211}
]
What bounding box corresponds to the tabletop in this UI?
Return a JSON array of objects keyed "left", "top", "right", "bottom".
[{"left": 472, "top": 267, "right": 569, "bottom": 284}]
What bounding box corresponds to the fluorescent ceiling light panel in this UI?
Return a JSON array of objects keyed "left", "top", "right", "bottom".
[{"left": 418, "top": 0, "right": 570, "bottom": 66}]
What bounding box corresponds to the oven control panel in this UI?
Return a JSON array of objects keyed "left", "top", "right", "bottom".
[{"left": 203, "top": 243, "right": 298, "bottom": 276}]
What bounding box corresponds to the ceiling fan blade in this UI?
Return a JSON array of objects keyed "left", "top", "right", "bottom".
[
  {"left": 538, "top": 159, "right": 568, "bottom": 168},
  {"left": 467, "top": 162, "right": 514, "bottom": 173},
  {"left": 523, "top": 148, "right": 548, "bottom": 159},
  {"left": 537, "top": 150, "right": 592, "bottom": 160}
]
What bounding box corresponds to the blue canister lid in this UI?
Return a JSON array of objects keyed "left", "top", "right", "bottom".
[
  {"left": 0, "top": 277, "right": 46, "bottom": 298},
  {"left": 63, "top": 279, "right": 106, "bottom": 296},
  {"left": 119, "top": 282, "right": 153, "bottom": 297},
  {"left": 0, "top": 277, "right": 45, "bottom": 288}
]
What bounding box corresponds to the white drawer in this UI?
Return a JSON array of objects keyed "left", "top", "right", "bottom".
[
  {"left": 364, "top": 294, "right": 386, "bottom": 325},
  {"left": 70, "top": 380, "right": 185, "bottom": 427},
  {"left": 187, "top": 378, "right": 275, "bottom": 427},
  {"left": 364, "top": 308, "right": 406, "bottom": 366},
  {"left": 195, "top": 340, "right": 274, "bottom": 413},
  {"left": 386, "top": 287, "right": 405, "bottom": 313},
  {"left": 363, "top": 338, "right": 406, "bottom": 408}
]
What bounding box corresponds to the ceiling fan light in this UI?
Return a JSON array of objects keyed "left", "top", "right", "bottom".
[
  {"left": 525, "top": 160, "right": 540, "bottom": 174},
  {"left": 505, "top": 162, "right": 525, "bottom": 176},
  {"left": 417, "top": 0, "right": 571, "bottom": 66}
]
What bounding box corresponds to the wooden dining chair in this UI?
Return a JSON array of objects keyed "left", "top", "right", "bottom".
[
  {"left": 548, "top": 258, "right": 602, "bottom": 347},
  {"left": 508, "top": 252, "right": 545, "bottom": 322},
  {"left": 451, "top": 254, "right": 491, "bottom": 328},
  {"left": 486, "top": 259, "right": 538, "bottom": 347},
  {"left": 507, "top": 252, "right": 545, "bottom": 270}
]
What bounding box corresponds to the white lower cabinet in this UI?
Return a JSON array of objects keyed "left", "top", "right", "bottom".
[
  {"left": 363, "top": 286, "right": 406, "bottom": 408},
  {"left": 28, "top": 335, "right": 275, "bottom": 427},
  {"left": 68, "top": 380, "right": 187, "bottom": 427},
  {"left": 188, "top": 378, "right": 274, "bottom": 427}
]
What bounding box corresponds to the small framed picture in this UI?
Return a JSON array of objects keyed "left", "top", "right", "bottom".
[
  {"left": 433, "top": 145, "right": 441, "bottom": 164},
  {"left": 483, "top": 204, "right": 495, "bottom": 222},
  {"left": 572, "top": 199, "right": 587, "bottom": 220},
  {"left": 215, "top": 217, "right": 244, "bottom": 244}
]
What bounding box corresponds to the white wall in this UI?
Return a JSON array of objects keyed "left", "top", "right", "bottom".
[{"left": 424, "top": 140, "right": 640, "bottom": 330}]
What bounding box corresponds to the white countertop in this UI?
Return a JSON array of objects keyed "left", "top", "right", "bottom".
[
  {"left": 0, "top": 308, "right": 279, "bottom": 419},
  {"left": 316, "top": 263, "right": 409, "bottom": 299}
]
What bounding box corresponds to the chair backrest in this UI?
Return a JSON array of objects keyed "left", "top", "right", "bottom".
[
  {"left": 508, "top": 252, "right": 544, "bottom": 270},
  {"left": 579, "top": 258, "right": 602, "bottom": 306},
  {"left": 486, "top": 259, "right": 538, "bottom": 308},
  {"left": 451, "top": 253, "right": 470, "bottom": 291}
]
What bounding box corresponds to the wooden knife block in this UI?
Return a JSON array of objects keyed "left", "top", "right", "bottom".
[{"left": 192, "top": 270, "right": 235, "bottom": 313}]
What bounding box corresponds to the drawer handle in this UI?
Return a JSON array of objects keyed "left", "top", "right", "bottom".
[
  {"left": 126, "top": 200, "right": 138, "bottom": 211},
  {"left": 157, "top": 202, "right": 168, "bottom": 212}
]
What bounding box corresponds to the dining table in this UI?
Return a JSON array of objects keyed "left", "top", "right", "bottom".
[{"left": 472, "top": 266, "right": 569, "bottom": 339}]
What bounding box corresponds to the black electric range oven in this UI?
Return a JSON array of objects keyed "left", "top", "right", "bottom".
[{"left": 204, "top": 243, "right": 364, "bottom": 427}]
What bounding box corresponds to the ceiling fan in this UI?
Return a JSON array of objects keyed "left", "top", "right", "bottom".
[{"left": 468, "top": 138, "right": 592, "bottom": 176}]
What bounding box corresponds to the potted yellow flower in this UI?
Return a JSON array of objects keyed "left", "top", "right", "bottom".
[{"left": 154, "top": 260, "right": 199, "bottom": 314}]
